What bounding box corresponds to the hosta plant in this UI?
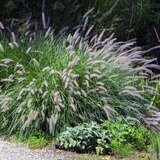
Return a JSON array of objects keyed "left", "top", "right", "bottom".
[
  {"left": 0, "top": 18, "right": 158, "bottom": 137},
  {"left": 56, "top": 120, "right": 150, "bottom": 156}
]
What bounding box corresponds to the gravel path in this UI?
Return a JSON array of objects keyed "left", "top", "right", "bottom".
[
  {"left": 0, "top": 138, "right": 153, "bottom": 160},
  {"left": 0, "top": 139, "right": 73, "bottom": 160}
]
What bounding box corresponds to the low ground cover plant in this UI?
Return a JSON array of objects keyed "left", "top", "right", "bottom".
[
  {"left": 14, "top": 131, "right": 49, "bottom": 149},
  {"left": 56, "top": 119, "right": 150, "bottom": 157},
  {"left": 27, "top": 136, "right": 48, "bottom": 149}
]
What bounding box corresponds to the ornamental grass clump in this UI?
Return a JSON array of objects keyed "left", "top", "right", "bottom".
[{"left": 0, "top": 18, "right": 158, "bottom": 137}]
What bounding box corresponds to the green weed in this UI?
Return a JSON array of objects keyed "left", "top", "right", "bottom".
[{"left": 27, "top": 136, "right": 48, "bottom": 149}]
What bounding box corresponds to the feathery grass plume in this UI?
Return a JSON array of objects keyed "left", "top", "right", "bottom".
[
  {"left": 0, "top": 64, "right": 8, "bottom": 68},
  {"left": 23, "top": 110, "right": 38, "bottom": 129},
  {"left": 0, "top": 22, "right": 4, "bottom": 29},
  {"left": 0, "top": 13, "right": 159, "bottom": 137},
  {"left": 26, "top": 47, "right": 32, "bottom": 53},
  {"left": 11, "top": 32, "right": 16, "bottom": 42},
  {"left": 9, "top": 43, "right": 14, "bottom": 49},
  {"left": 0, "top": 43, "right": 4, "bottom": 52},
  {"left": 32, "top": 58, "right": 40, "bottom": 68},
  {"left": 1, "top": 58, "right": 13, "bottom": 64},
  {"left": 47, "top": 114, "right": 58, "bottom": 134}
]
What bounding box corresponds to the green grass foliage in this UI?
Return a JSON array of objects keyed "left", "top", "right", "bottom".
[
  {"left": 150, "top": 131, "right": 160, "bottom": 160},
  {"left": 0, "top": 19, "right": 158, "bottom": 137}
]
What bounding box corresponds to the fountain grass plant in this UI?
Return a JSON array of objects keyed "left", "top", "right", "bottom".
[{"left": 0, "top": 17, "right": 159, "bottom": 137}]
